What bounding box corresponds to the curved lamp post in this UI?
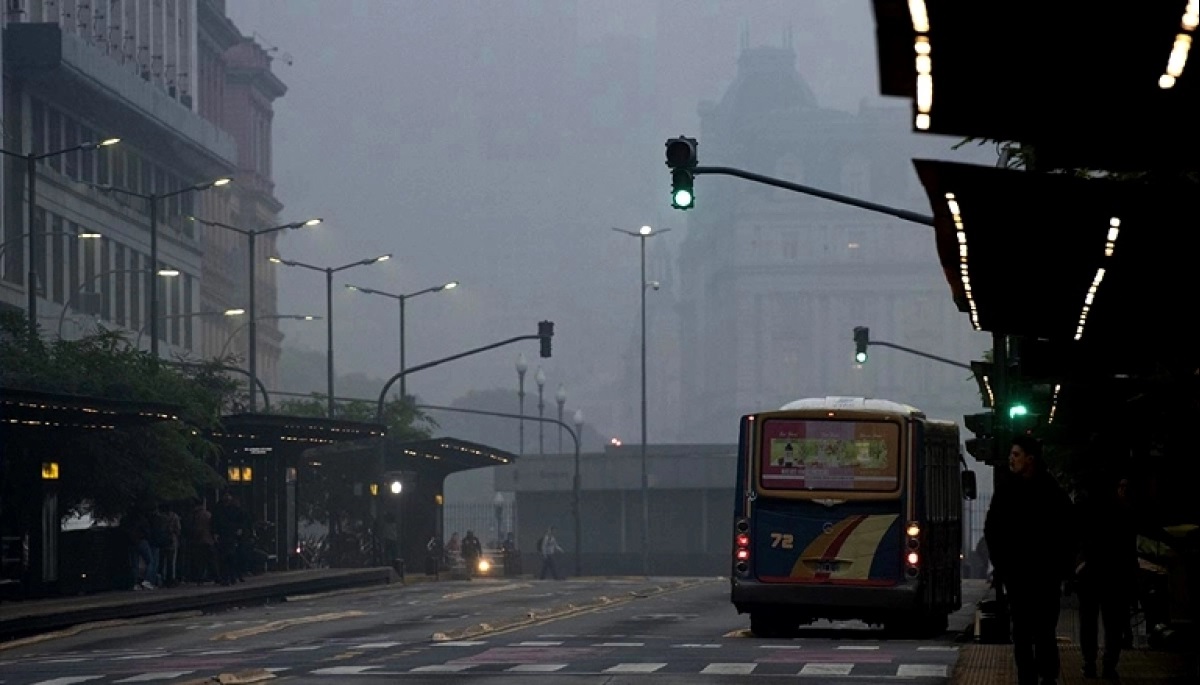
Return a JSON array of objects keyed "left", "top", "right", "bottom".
[
  {"left": 556, "top": 384, "right": 567, "bottom": 453},
  {"left": 269, "top": 253, "right": 392, "bottom": 417},
  {"left": 91, "top": 177, "right": 231, "bottom": 358},
  {"left": 612, "top": 224, "right": 670, "bottom": 576},
  {"left": 189, "top": 216, "right": 321, "bottom": 410},
  {"left": 1, "top": 137, "right": 118, "bottom": 337},
  {"left": 345, "top": 279, "right": 458, "bottom": 399},
  {"left": 56, "top": 267, "right": 179, "bottom": 339},
  {"left": 134, "top": 308, "right": 244, "bottom": 350},
  {"left": 535, "top": 367, "right": 546, "bottom": 455},
  {"left": 219, "top": 314, "right": 320, "bottom": 358}
]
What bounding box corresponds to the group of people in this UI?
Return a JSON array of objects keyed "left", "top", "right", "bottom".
[
  {"left": 123, "top": 492, "right": 257, "bottom": 590},
  {"left": 431, "top": 526, "right": 564, "bottom": 580},
  {"left": 985, "top": 434, "right": 1145, "bottom": 684}
]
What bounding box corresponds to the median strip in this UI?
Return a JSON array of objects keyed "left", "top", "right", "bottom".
[
  {"left": 430, "top": 577, "right": 715, "bottom": 642},
  {"left": 211, "top": 610, "right": 366, "bottom": 641}
]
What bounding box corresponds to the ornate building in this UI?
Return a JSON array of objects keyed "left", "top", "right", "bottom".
[
  {"left": 1, "top": 0, "right": 287, "bottom": 388},
  {"left": 659, "top": 41, "right": 989, "bottom": 443}
]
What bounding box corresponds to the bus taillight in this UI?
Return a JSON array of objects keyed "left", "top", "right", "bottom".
[
  {"left": 904, "top": 521, "right": 921, "bottom": 577},
  {"left": 733, "top": 519, "right": 751, "bottom": 576}
]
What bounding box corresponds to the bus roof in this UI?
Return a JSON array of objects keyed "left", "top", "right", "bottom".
[{"left": 777, "top": 396, "right": 926, "bottom": 417}]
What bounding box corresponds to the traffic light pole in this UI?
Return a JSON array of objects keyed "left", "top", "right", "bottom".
[
  {"left": 867, "top": 339, "right": 972, "bottom": 370},
  {"left": 692, "top": 166, "right": 935, "bottom": 227},
  {"left": 375, "top": 332, "right": 549, "bottom": 421}
]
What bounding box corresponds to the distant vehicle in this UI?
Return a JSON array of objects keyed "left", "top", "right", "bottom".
[{"left": 730, "top": 396, "right": 975, "bottom": 637}]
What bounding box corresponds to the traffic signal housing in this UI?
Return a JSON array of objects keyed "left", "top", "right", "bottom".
[
  {"left": 538, "top": 320, "right": 554, "bottom": 358},
  {"left": 963, "top": 410, "right": 997, "bottom": 464},
  {"left": 665, "top": 136, "right": 698, "bottom": 210},
  {"left": 853, "top": 326, "right": 869, "bottom": 363}
]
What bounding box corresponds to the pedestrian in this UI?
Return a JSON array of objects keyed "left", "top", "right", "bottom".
[
  {"left": 380, "top": 512, "right": 399, "bottom": 565},
  {"left": 1074, "top": 472, "right": 1139, "bottom": 679},
  {"left": 461, "top": 530, "right": 482, "bottom": 572},
  {"left": 537, "top": 526, "right": 564, "bottom": 580},
  {"left": 984, "top": 434, "right": 1075, "bottom": 685},
  {"left": 156, "top": 502, "right": 182, "bottom": 587}
]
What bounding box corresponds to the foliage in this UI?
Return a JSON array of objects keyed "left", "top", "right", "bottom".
[
  {"left": 953, "top": 138, "right": 1200, "bottom": 185},
  {"left": 273, "top": 393, "right": 437, "bottom": 441},
  {"left": 0, "top": 312, "right": 236, "bottom": 520}
]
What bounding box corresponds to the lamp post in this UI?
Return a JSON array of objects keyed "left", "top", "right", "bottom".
[
  {"left": 189, "top": 216, "right": 322, "bottom": 411},
  {"left": 612, "top": 224, "right": 670, "bottom": 576},
  {"left": 92, "top": 176, "right": 231, "bottom": 358},
  {"left": 219, "top": 314, "right": 320, "bottom": 358},
  {"left": 556, "top": 384, "right": 567, "bottom": 453},
  {"left": 535, "top": 367, "right": 546, "bottom": 456},
  {"left": 345, "top": 280, "right": 458, "bottom": 399},
  {"left": 573, "top": 408, "right": 584, "bottom": 577},
  {"left": 134, "top": 308, "right": 244, "bottom": 349},
  {"left": 516, "top": 353, "right": 528, "bottom": 456},
  {"left": 56, "top": 267, "right": 179, "bottom": 339},
  {"left": 269, "top": 253, "right": 392, "bottom": 417},
  {"left": 0, "top": 137, "right": 119, "bottom": 338}
]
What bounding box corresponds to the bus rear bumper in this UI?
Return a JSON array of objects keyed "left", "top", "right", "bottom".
[{"left": 731, "top": 577, "right": 917, "bottom": 620}]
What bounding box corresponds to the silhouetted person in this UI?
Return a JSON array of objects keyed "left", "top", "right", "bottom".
[
  {"left": 985, "top": 435, "right": 1075, "bottom": 685},
  {"left": 1075, "top": 473, "right": 1139, "bottom": 679}
]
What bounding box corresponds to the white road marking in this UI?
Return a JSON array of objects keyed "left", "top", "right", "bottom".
[
  {"left": 603, "top": 663, "right": 666, "bottom": 673},
  {"left": 431, "top": 640, "right": 488, "bottom": 647},
  {"left": 311, "top": 666, "right": 379, "bottom": 675},
  {"left": 114, "top": 672, "right": 195, "bottom": 683},
  {"left": 511, "top": 641, "right": 563, "bottom": 646},
  {"left": 505, "top": 664, "right": 568, "bottom": 672},
  {"left": 594, "top": 642, "right": 644, "bottom": 647},
  {"left": 897, "top": 664, "right": 949, "bottom": 677},
  {"left": 701, "top": 663, "right": 757, "bottom": 674},
  {"left": 410, "top": 664, "right": 476, "bottom": 672},
  {"left": 799, "top": 663, "right": 854, "bottom": 675},
  {"left": 836, "top": 645, "right": 880, "bottom": 650},
  {"left": 352, "top": 642, "right": 400, "bottom": 649}
]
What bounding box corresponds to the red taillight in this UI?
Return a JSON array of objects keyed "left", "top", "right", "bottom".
[
  {"left": 736, "top": 533, "right": 749, "bottom": 548},
  {"left": 736, "top": 548, "right": 750, "bottom": 561}
]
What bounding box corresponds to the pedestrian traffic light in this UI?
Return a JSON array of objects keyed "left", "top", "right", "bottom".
[
  {"left": 853, "top": 326, "right": 869, "bottom": 363},
  {"left": 538, "top": 320, "right": 554, "bottom": 358},
  {"left": 1008, "top": 403, "right": 1028, "bottom": 419},
  {"left": 963, "top": 411, "right": 997, "bottom": 464},
  {"left": 665, "top": 136, "right": 698, "bottom": 210}
]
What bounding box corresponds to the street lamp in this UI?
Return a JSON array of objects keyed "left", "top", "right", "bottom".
[
  {"left": 535, "top": 367, "right": 546, "bottom": 456},
  {"left": 91, "top": 176, "right": 231, "bottom": 358},
  {"left": 516, "top": 353, "right": 528, "bottom": 456},
  {"left": 345, "top": 279, "right": 459, "bottom": 399},
  {"left": 56, "top": 267, "right": 179, "bottom": 339},
  {"left": 1, "top": 137, "right": 119, "bottom": 338},
  {"left": 189, "top": 216, "right": 322, "bottom": 411},
  {"left": 134, "top": 308, "right": 244, "bottom": 350},
  {"left": 219, "top": 314, "right": 320, "bottom": 358},
  {"left": 573, "top": 408, "right": 584, "bottom": 577},
  {"left": 556, "top": 384, "right": 567, "bottom": 453},
  {"left": 612, "top": 224, "right": 670, "bottom": 576},
  {"left": 269, "top": 253, "right": 392, "bottom": 417}
]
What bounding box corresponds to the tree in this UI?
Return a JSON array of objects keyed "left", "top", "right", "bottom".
[
  {"left": 0, "top": 312, "right": 235, "bottom": 520},
  {"left": 431, "top": 387, "right": 606, "bottom": 453}
]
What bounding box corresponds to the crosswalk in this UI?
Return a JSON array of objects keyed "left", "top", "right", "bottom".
[{"left": 2, "top": 638, "right": 960, "bottom": 683}]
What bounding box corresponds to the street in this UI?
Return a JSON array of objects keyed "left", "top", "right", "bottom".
[{"left": 0, "top": 577, "right": 976, "bottom": 684}]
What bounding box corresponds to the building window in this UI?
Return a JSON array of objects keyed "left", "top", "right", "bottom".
[
  {"left": 30, "top": 100, "right": 46, "bottom": 157},
  {"left": 184, "top": 274, "right": 194, "bottom": 349},
  {"left": 49, "top": 213, "right": 63, "bottom": 304},
  {"left": 46, "top": 109, "right": 62, "bottom": 172},
  {"left": 115, "top": 244, "right": 127, "bottom": 326},
  {"left": 100, "top": 237, "right": 111, "bottom": 320},
  {"left": 64, "top": 118, "right": 79, "bottom": 180},
  {"left": 129, "top": 252, "right": 141, "bottom": 331},
  {"left": 80, "top": 125, "right": 96, "bottom": 184}
]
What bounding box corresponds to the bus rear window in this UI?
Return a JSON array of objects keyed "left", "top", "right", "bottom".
[{"left": 759, "top": 419, "right": 900, "bottom": 492}]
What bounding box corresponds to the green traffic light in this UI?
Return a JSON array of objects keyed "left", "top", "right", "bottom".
[
  {"left": 672, "top": 188, "right": 694, "bottom": 208},
  {"left": 1008, "top": 404, "right": 1029, "bottom": 418},
  {"left": 855, "top": 351, "right": 867, "bottom": 364}
]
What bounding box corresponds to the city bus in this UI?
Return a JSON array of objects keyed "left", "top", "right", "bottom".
[{"left": 730, "top": 396, "right": 975, "bottom": 637}]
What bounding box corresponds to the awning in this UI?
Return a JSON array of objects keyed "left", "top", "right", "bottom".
[
  {"left": 872, "top": 0, "right": 1200, "bottom": 171},
  {"left": 1, "top": 386, "right": 181, "bottom": 431},
  {"left": 915, "top": 160, "right": 1200, "bottom": 375},
  {"left": 213, "top": 413, "right": 385, "bottom": 447}
]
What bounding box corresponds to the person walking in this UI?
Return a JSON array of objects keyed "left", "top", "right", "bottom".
[
  {"left": 985, "top": 435, "right": 1075, "bottom": 685},
  {"left": 1075, "top": 473, "right": 1139, "bottom": 679},
  {"left": 537, "top": 526, "right": 564, "bottom": 580}
]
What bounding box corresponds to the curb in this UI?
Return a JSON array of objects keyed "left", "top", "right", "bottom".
[{"left": 430, "top": 577, "right": 715, "bottom": 642}]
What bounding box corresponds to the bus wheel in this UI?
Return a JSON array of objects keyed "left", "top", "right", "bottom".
[{"left": 750, "top": 613, "right": 794, "bottom": 638}]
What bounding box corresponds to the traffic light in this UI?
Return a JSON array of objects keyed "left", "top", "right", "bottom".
[
  {"left": 853, "top": 326, "right": 869, "bottom": 363},
  {"left": 963, "top": 411, "right": 997, "bottom": 464},
  {"left": 1008, "top": 401, "right": 1038, "bottom": 435},
  {"left": 665, "top": 136, "right": 698, "bottom": 210},
  {"left": 538, "top": 320, "right": 554, "bottom": 358}
]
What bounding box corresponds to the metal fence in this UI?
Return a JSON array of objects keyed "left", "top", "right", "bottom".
[{"left": 443, "top": 502, "right": 519, "bottom": 549}]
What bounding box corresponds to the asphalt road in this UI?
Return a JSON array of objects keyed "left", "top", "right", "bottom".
[{"left": 0, "top": 576, "right": 976, "bottom": 684}]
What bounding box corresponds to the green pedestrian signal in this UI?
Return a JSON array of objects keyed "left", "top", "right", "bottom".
[{"left": 1008, "top": 403, "right": 1028, "bottom": 419}]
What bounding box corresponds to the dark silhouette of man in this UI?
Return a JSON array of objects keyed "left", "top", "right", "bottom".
[{"left": 985, "top": 435, "right": 1075, "bottom": 685}]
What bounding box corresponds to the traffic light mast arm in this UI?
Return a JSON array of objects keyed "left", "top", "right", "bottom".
[
  {"left": 376, "top": 333, "right": 546, "bottom": 420},
  {"left": 692, "top": 166, "right": 935, "bottom": 227},
  {"left": 868, "top": 339, "right": 972, "bottom": 370}
]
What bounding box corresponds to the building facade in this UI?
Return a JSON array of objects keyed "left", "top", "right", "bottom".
[
  {"left": 635, "top": 43, "right": 992, "bottom": 444},
  {"left": 0, "top": 0, "right": 287, "bottom": 389}
]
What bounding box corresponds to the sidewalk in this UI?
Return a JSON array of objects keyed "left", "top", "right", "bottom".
[
  {"left": 0, "top": 567, "right": 397, "bottom": 644},
  {"left": 952, "top": 593, "right": 1196, "bottom": 684}
]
